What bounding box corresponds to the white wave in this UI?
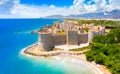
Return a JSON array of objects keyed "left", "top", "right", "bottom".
[{"left": 52, "top": 56, "right": 61, "bottom": 60}]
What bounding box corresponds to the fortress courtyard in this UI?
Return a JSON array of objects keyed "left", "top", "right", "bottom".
[{"left": 55, "top": 42, "right": 89, "bottom": 50}]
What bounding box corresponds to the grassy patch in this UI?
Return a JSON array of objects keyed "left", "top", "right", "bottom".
[{"left": 69, "top": 46, "right": 90, "bottom": 52}]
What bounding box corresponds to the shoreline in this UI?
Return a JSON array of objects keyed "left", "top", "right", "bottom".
[
  {"left": 20, "top": 44, "right": 111, "bottom": 74},
  {"left": 69, "top": 55, "right": 111, "bottom": 74},
  {"left": 19, "top": 43, "right": 40, "bottom": 57}
]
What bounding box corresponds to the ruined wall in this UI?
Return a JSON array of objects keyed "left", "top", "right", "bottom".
[
  {"left": 38, "top": 33, "right": 54, "bottom": 50},
  {"left": 53, "top": 34, "right": 66, "bottom": 45},
  {"left": 78, "top": 33, "right": 88, "bottom": 44},
  {"left": 67, "top": 31, "right": 78, "bottom": 45}
]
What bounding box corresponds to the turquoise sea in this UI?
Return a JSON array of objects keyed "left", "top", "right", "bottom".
[{"left": 0, "top": 19, "right": 97, "bottom": 74}]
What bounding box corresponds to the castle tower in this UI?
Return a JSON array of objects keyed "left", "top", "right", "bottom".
[
  {"left": 67, "top": 31, "right": 78, "bottom": 45},
  {"left": 38, "top": 33, "right": 54, "bottom": 51}
]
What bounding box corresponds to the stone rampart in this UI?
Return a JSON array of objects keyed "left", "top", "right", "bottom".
[
  {"left": 78, "top": 33, "right": 88, "bottom": 44},
  {"left": 38, "top": 26, "right": 105, "bottom": 50},
  {"left": 67, "top": 31, "right": 78, "bottom": 45},
  {"left": 53, "top": 34, "right": 66, "bottom": 45},
  {"left": 88, "top": 31, "right": 98, "bottom": 43}
]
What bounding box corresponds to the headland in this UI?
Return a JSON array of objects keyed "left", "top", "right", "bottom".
[{"left": 22, "top": 20, "right": 111, "bottom": 74}]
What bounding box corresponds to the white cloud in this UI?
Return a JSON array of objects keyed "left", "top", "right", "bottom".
[
  {"left": 70, "top": 0, "right": 86, "bottom": 14},
  {"left": 50, "top": 4, "right": 56, "bottom": 8},
  {"left": 10, "top": 4, "right": 74, "bottom": 18},
  {"left": 86, "top": 0, "right": 94, "bottom": 5},
  {"left": 0, "top": 0, "right": 19, "bottom": 14},
  {"left": 109, "top": 0, "right": 120, "bottom": 9},
  {"left": 0, "top": 0, "right": 120, "bottom": 18},
  {"left": 70, "top": 0, "right": 120, "bottom": 14},
  {"left": 84, "top": 4, "right": 97, "bottom": 12},
  {"left": 0, "top": 0, "right": 74, "bottom": 18}
]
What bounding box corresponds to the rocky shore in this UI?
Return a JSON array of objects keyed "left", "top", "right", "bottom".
[{"left": 23, "top": 43, "right": 88, "bottom": 57}]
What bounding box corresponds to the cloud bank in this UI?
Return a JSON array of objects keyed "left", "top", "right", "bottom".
[{"left": 0, "top": 0, "right": 120, "bottom": 18}]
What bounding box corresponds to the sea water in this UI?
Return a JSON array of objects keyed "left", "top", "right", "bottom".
[{"left": 0, "top": 19, "right": 96, "bottom": 74}]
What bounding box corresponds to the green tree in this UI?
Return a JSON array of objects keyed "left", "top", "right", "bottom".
[
  {"left": 93, "top": 35, "right": 106, "bottom": 44},
  {"left": 95, "top": 52, "right": 107, "bottom": 64},
  {"left": 86, "top": 50, "right": 95, "bottom": 61},
  {"left": 86, "top": 28, "right": 120, "bottom": 74}
]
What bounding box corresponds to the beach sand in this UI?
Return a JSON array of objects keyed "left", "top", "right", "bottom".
[
  {"left": 20, "top": 44, "right": 111, "bottom": 74},
  {"left": 68, "top": 55, "right": 111, "bottom": 74}
]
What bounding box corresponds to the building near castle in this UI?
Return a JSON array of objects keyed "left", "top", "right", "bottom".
[{"left": 38, "top": 21, "right": 105, "bottom": 50}]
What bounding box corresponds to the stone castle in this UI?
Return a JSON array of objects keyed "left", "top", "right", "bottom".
[{"left": 38, "top": 21, "right": 105, "bottom": 50}]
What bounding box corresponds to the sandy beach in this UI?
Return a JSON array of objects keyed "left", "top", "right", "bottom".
[
  {"left": 69, "top": 55, "right": 111, "bottom": 74},
  {"left": 21, "top": 44, "right": 111, "bottom": 74}
]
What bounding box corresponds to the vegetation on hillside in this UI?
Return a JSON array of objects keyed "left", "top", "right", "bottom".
[
  {"left": 67, "top": 19, "right": 120, "bottom": 26},
  {"left": 86, "top": 28, "right": 120, "bottom": 74}
]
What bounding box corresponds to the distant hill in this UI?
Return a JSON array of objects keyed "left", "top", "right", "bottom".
[{"left": 44, "top": 9, "right": 120, "bottom": 19}]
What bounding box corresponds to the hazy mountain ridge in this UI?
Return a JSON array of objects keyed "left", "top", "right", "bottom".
[{"left": 44, "top": 9, "right": 120, "bottom": 19}]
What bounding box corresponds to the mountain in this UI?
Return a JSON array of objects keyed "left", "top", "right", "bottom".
[{"left": 44, "top": 9, "right": 120, "bottom": 19}]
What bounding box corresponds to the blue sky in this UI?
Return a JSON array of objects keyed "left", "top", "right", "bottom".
[
  {"left": 0, "top": 0, "right": 120, "bottom": 18},
  {"left": 20, "top": 0, "right": 96, "bottom": 6},
  {"left": 20, "top": 0, "right": 73, "bottom": 6}
]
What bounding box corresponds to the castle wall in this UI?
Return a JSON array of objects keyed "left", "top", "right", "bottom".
[
  {"left": 53, "top": 34, "right": 66, "bottom": 45},
  {"left": 88, "top": 27, "right": 105, "bottom": 43},
  {"left": 88, "top": 31, "right": 98, "bottom": 43},
  {"left": 38, "top": 26, "right": 105, "bottom": 50},
  {"left": 59, "top": 21, "right": 74, "bottom": 31},
  {"left": 38, "top": 33, "right": 54, "bottom": 50},
  {"left": 98, "top": 27, "right": 105, "bottom": 35},
  {"left": 78, "top": 33, "right": 88, "bottom": 44},
  {"left": 67, "top": 31, "right": 78, "bottom": 45}
]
